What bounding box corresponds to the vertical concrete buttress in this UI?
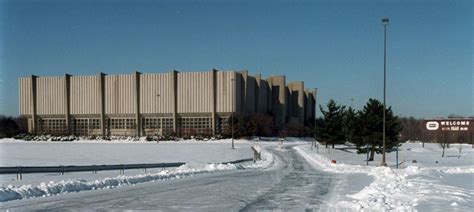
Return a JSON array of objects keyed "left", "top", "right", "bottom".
[
  {"left": 268, "top": 76, "right": 286, "bottom": 127},
  {"left": 211, "top": 69, "right": 217, "bottom": 135},
  {"left": 254, "top": 74, "right": 261, "bottom": 113},
  {"left": 135, "top": 71, "right": 141, "bottom": 136},
  {"left": 172, "top": 70, "right": 178, "bottom": 134},
  {"left": 239, "top": 70, "right": 248, "bottom": 114},
  {"left": 313, "top": 88, "right": 318, "bottom": 121},
  {"left": 288, "top": 81, "right": 305, "bottom": 124},
  {"left": 31, "top": 75, "right": 38, "bottom": 134},
  {"left": 99, "top": 72, "right": 106, "bottom": 136},
  {"left": 65, "top": 74, "right": 71, "bottom": 134}
]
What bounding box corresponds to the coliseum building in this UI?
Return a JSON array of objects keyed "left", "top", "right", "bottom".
[{"left": 18, "top": 70, "right": 317, "bottom": 136}]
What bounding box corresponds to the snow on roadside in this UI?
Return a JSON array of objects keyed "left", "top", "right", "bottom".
[
  {"left": 294, "top": 144, "right": 473, "bottom": 211},
  {"left": 0, "top": 145, "right": 273, "bottom": 202}
]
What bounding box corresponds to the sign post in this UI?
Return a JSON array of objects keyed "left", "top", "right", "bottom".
[
  {"left": 396, "top": 146, "right": 399, "bottom": 169},
  {"left": 366, "top": 144, "right": 369, "bottom": 166}
]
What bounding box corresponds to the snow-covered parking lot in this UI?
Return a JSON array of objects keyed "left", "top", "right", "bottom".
[
  {"left": 0, "top": 138, "right": 273, "bottom": 202},
  {"left": 0, "top": 138, "right": 472, "bottom": 211},
  {"left": 296, "top": 142, "right": 474, "bottom": 211},
  {"left": 0, "top": 138, "right": 259, "bottom": 166}
]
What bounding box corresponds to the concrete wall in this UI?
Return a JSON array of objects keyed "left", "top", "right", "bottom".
[
  {"left": 235, "top": 72, "right": 243, "bottom": 113},
  {"left": 140, "top": 73, "right": 174, "bottom": 114},
  {"left": 70, "top": 75, "right": 101, "bottom": 115},
  {"left": 19, "top": 77, "right": 33, "bottom": 115},
  {"left": 104, "top": 74, "right": 136, "bottom": 115},
  {"left": 177, "top": 71, "right": 213, "bottom": 113},
  {"left": 18, "top": 70, "right": 315, "bottom": 135},
  {"left": 245, "top": 75, "right": 257, "bottom": 114},
  {"left": 311, "top": 89, "right": 317, "bottom": 122},
  {"left": 304, "top": 89, "right": 316, "bottom": 125},
  {"left": 257, "top": 79, "right": 271, "bottom": 113},
  {"left": 268, "top": 76, "right": 286, "bottom": 126},
  {"left": 238, "top": 70, "right": 248, "bottom": 114},
  {"left": 288, "top": 81, "right": 305, "bottom": 124},
  {"left": 36, "top": 76, "right": 67, "bottom": 115},
  {"left": 216, "top": 71, "right": 236, "bottom": 113}
]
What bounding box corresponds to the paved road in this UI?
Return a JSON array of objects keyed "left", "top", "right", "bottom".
[{"left": 0, "top": 145, "right": 334, "bottom": 211}]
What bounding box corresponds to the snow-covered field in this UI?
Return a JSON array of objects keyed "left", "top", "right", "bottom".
[
  {"left": 0, "top": 138, "right": 259, "bottom": 166},
  {"left": 1, "top": 138, "right": 473, "bottom": 211},
  {"left": 0, "top": 138, "right": 273, "bottom": 202},
  {"left": 295, "top": 142, "right": 474, "bottom": 211}
]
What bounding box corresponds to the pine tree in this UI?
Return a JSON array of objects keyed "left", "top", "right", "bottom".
[
  {"left": 343, "top": 107, "right": 358, "bottom": 144},
  {"left": 353, "top": 99, "right": 402, "bottom": 161},
  {"left": 316, "top": 99, "right": 346, "bottom": 148},
  {"left": 0, "top": 116, "right": 20, "bottom": 138}
]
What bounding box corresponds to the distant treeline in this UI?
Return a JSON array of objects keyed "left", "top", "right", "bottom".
[
  {"left": 220, "top": 113, "right": 313, "bottom": 138},
  {"left": 0, "top": 114, "right": 314, "bottom": 139},
  {"left": 0, "top": 115, "right": 28, "bottom": 138}
]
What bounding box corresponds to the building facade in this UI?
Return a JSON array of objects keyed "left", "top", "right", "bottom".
[{"left": 19, "top": 70, "right": 317, "bottom": 136}]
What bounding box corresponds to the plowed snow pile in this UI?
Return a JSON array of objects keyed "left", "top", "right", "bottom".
[{"left": 295, "top": 142, "right": 474, "bottom": 211}]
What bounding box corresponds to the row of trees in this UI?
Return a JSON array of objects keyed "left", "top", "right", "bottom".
[
  {"left": 0, "top": 116, "right": 27, "bottom": 138},
  {"left": 0, "top": 113, "right": 314, "bottom": 139},
  {"left": 222, "top": 113, "right": 313, "bottom": 138},
  {"left": 316, "top": 98, "right": 402, "bottom": 161}
]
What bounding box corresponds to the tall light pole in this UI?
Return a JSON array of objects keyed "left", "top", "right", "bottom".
[
  {"left": 381, "top": 17, "right": 389, "bottom": 166},
  {"left": 312, "top": 88, "right": 318, "bottom": 149},
  {"left": 231, "top": 78, "right": 235, "bottom": 150}
]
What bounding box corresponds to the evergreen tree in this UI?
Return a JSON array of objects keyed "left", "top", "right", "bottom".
[
  {"left": 353, "top": 99, "right": 402, "bottom": 161},
  {"left": 316, "top": 99, "right": 346, "bottom": 148},
  {"left": 343, "top": 107, "right": 358, "bottom": 143},
  {"left": 0, "top": 116, "right": 20, "bottom": 138}
]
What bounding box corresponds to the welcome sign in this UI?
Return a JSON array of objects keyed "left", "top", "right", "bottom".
[{"left": 425, "top": 119, "right": 473, "bottom": 132}]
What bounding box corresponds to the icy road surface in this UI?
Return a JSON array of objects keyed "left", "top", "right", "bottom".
[{"left": 0, "top": 145, "right": 333, "bottom": 211}]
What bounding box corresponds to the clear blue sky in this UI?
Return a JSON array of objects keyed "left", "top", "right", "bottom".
[{"left": 0, "top": 0, "right": 472, "bottom": 118}]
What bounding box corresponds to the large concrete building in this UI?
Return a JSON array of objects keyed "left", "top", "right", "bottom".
[{"left": 19, "top": 70, "right": 317, "bottom": 136}]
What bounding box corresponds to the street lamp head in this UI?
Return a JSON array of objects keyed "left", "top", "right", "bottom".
[{"left": 382, "top": 17, "right": 389, "bottom": 25}]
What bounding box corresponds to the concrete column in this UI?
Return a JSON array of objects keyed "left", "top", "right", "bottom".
[
  {"left": 304, "top": 90, "right": 310, "bottom": 124},
  {"left": 134, "top": 71, "right": 141, "bottom": 137},
  {"left": 238, "top": 70, "right": 248, "bottom": 114},
  {"left": 65, "top": 74, "right": 71, "bottom": 134},
  {"left": 266, "top": 77, "right": 272, "bottom": 113},
  {"left": 99, "top": 73, "right": 106, "bottom": 137},
  {"left": 288, "top": 81, "right": 305, "bottom": 124},
  {"left": 287, "top": 83, "right": 293, "bottom": 122},
  {"left": 172, "top": 70, "right": 178, "bottom": 134},
  {"left": 312, "top": 88, "right": 318, "bottom": 121},
  {"left": 254, "top": 74, "right": 261, "bottom": 113},
  {"left": 298, "top": 82, "right": 305, "bottom": 124},
  {"left": 31, "top": 75, "right": 38, "bottom": 134},
  {"left": 269, "top": 76, "right": 286, "bottom": 127},
  {"left": 211, "top": 69, "right": 217, "bottom": 136}
]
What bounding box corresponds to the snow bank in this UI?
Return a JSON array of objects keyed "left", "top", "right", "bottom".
[
  {"left": 0, "top": 146, "right": 273, "bottom": 202},
  {"left": 294, "top": 144, "right": 473, "bottom": 211}
]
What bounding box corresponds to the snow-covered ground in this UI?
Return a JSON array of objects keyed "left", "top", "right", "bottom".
[
  {"left": 0, "top": 138, "right": 273, "bottom": 202},
  {"left": 2, "top": 138, "right": 473, "bottom": 211},
  {"left": 0, "top": 138, "right": 259, "bottom": 166},
  {"left": 295, "top": 142, "right": 474, "bottom": 211}
]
